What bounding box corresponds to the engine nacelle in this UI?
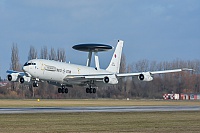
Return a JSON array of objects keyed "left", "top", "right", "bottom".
[
  {"left": 104, "top": 76, "right": 109, "bottom": 83},
  {"left": 103, "top": 75, "right": 118, "bottom": 84},
  {"left": 138, "top": 72, "right": 153, "bottom": 81},
  {"left": 19, "top": 76, "right": 31, "bottom": 84},
  {"left": 7, "top": 73, "right": 19, "bottom": 82}
]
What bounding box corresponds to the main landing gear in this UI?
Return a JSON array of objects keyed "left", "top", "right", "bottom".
[
  {"left": 58, "top": 86, "right": 68, "bottom": 94},
  {"left": 86, "top": 88, "right": 96, "bottom": 94}
]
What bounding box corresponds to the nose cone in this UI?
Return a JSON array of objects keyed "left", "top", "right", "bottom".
[{"left": 23, "top": 66, "right": 28, "bottom": 72}]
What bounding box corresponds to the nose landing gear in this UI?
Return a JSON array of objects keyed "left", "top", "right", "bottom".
[{"left": 33, "top": 81, "right": 39, "bottom": 87}]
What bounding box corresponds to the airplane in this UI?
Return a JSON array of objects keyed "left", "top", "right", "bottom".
[{"left": 6, "top": 40, "right": 193, "bottom": 94}]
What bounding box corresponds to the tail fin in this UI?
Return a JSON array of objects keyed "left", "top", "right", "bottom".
[{"left": 106, "top": 40, "right": 124, "bottom": 73}]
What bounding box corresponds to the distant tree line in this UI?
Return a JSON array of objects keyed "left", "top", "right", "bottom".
[{"left": 0, "top": 43, "right": 199, "bottom": 99}]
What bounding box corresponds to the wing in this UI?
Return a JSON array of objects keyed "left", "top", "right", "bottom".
[
  {"left": 117, "top": 68, "right": 193, "bottom": 77},
  {"left": 150, "top": 68, "right": 194, "bottom": 74},
  {"left": 63, "top": 73, "right": 117, "bottom": 86},
  {"left": 7, "top": 70, "right": 25, "bottom": 75},
  {"left": 7, "top": 70, "right": 32, "bottom": 77},
  {"left": 64, "top": 74, "right": 109, "bottom": 82},
  {"left": 62, "top": 68, "right": 194, "bottom": 85},
  {"left": 64, "top": 74, "right": 110, "bottom": 79},
  {"left": 116, "top": 68, "right": 194, "bottom": 81}
]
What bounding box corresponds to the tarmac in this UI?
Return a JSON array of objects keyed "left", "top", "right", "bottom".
[{"left": 0, "top": 106, "right": 200, "bottom": 114}]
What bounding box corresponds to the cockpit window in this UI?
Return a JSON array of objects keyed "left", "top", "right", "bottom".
[
  {"left": 24, "top": 62, "right": 36, "bottom": 66},
  {"left": 24, "top": 62, "right": 29, "bottom": 66}
]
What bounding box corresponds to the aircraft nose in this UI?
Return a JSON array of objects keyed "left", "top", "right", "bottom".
[{"left": 23, "top": 66, "right": 28, "bottom": 72}]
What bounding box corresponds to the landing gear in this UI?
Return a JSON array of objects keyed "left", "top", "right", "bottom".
[
  {"left": 93, "top": 88, "right": 96, "bottom": 93},
  {"left": 85, "top": 80, "right": 96, "bottom": 94},
  {"left": 58, "top": 88, "right": 68, "bottom": 93},
  {"left": 86, "top": 88, "right": 96, "bottom": 94},
  {"left": 58, "top": 85, "right": 68, "bottom": 94},
  {"left": 33, "top": 81, "right": 39, "bottom": 87}
]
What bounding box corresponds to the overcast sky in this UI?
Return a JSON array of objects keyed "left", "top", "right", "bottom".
[{"left": 0, "top": 0, "right": 200, "bottom": 78}]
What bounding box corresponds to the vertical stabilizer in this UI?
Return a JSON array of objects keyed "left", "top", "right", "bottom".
[{"left": 106, "top": 40, "right": 124, "bottom": 73}]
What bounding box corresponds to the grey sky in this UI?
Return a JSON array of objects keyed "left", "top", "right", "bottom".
[{"left": 0, "top": 0, "right": 199, "bottom": 78}]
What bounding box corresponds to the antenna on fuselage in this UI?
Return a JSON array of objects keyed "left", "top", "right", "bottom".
[{"left": 72, "top": 43, "right": 113, "bottom": 70}]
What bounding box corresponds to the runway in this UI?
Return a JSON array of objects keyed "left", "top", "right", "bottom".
[{"left": 0, "top": 106, "right": 200, "bottom": 114}]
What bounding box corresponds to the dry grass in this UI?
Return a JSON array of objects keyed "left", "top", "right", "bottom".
[
  {"left": 0, "top": 99, "right": 200, "bottom": 107},
  {"left": 0, "top": 111, "right": 200, "bottom": 133}
]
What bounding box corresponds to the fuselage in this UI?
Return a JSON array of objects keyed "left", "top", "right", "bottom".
[{"left": 23, "top": 59, "right": 112, "bottom": 85}]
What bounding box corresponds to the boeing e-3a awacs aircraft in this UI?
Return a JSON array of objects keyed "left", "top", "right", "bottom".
[{"left": 7, "top": 40, "right": 193, "bottom": 94}]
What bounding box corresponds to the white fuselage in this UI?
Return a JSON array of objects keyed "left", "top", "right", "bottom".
[{"left": 23, "top": 59, "right": 113, "bottom": 86}]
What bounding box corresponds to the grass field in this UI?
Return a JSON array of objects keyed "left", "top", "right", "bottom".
[
  {"left": 0, "top": 99, "right": 200, "bottom": 107},
  {"left": 0, "top": 99, "right": 200, "bottom": 132},
  {"left": 0, "top": 111, "right": 200, "bottom": 133}
]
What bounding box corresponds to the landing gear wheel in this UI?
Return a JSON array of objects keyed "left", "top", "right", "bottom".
[
  {"left": 58, "top": 88, "right": 68, "bottom": 94},
  {"left": 89, "top": 88, "right": 93, "bottom": 94},
  {"left": 58, "top": 88, "right": 62, "bottom": 93},
  {"left": 86, "top": 88, "right": 90, "bottom": 93},
  {"left": 65, "top": 88, "right": 68, "bottom": 93},
  {"left": 61, "top": 88, "right": 65, "bottom": 93},
  {"left": 93, "top": 88, "right": 96, "bottom": 93},
  {"left": 33, "top": 82, "right": 39, "bottom": 87},
  {"left": 86, "top": 88, "right": 96, "bottom": 94}
]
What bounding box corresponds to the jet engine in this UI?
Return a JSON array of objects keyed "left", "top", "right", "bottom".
[
  {"left": 103, "top": 75, "right": 118, "bottom": 84},
  {"left": 103, "top": 76, "right": 109, "bottom": 83},
  {"left": 19, "top": 76, "right": 31, "bottom": 84},
  {"left": 7, "top": 73, "right": 19, "bottom": 82},
  {"left": 138, "top": 72, "right": 153, "bottom": 81}
]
